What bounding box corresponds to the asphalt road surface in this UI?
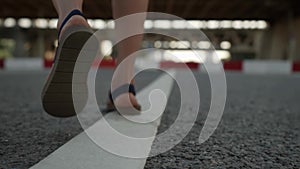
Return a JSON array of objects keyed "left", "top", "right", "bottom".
[{"left": 0, "top": 70, "right": 299, "bottom": 169}]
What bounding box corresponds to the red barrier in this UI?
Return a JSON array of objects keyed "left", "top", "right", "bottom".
[
  {"left": 223, "top": 61, "right": 243, "bottom": 71},
  {"left": 186, "top": 62, "right": 199, "bottom": 69},
  {"left": 160, "top": 61, "right": 199, "bottom": 69},
  {"left": 92, "top": 59, "right": 116, "bottom": 68},
  {"left": 44, "top": 58, "right": 53, "bottom": 68},
  {"left": 292, "top": 62, "right": 300, "bottom": 72},
  {"left": 44, "top": 58, "right": 116, "bottom": 69},
  {"left": 0, "top": 59, "right": 4, "bottom": 69},
  {"left": 100, "top": 59, "right": 116, "bottom": 68}
]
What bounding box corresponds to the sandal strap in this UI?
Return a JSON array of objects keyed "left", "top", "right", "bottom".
[
  {"left": 109, "top": 84, "right": 136, "bottom": 101},
  {"left": 58, "top": 9, "right": 86, "bottom": 39}
]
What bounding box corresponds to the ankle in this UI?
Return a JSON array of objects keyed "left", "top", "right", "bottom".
[
  {"left": 57, "top": 9, "right": 83, "bottom": 29},
  {"left": 114, "top": 93, "right": 138, "bottom": 106},
  {"left": 57, "top": 15, "right": 90, "bottom": 40}
]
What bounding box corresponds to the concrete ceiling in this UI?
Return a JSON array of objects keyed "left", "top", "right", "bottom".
[{"left": 0, "top": 0, "right": 299, "bottom": 22}]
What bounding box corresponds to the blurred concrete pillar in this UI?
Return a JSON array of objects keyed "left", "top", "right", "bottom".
[
  {"left": 259, "top": 21, "right": 289, "bottom": 60},
  {"left": 291, "top": 18, "right": 300, "bottom": 61},
  {"left": 13, "top": 28, "right": 26, "bottom": 58},
  {"left": 30, "top": 30, "right": 46, "bottom": 58},
  {"left": 253, "top": 31, "right": 264, "bottom": 59},
  {"left": 259, "top": 18, "right": 300, "bottom": 61},
  {"left": 36, "top": 30, "right": 45, "bottom": 58}
]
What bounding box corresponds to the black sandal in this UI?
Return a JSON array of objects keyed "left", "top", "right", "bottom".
[
  {"left": 41, "top": 9, "right": 98, "bottom": 117},
  {"left": 103, "top": 84, "right": 141, "bottom": 115}
]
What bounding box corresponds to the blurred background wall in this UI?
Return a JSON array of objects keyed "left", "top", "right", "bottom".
[{"left": 0, "top": 0, "right": 299, "bottom": 63}]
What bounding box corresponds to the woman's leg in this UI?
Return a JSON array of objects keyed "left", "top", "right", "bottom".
[
  {"left": 52, "top": 0, "right": 89, "bottom": 39},
  {"left": 111, "top": 0, "right": 149, "bottom": 107}
]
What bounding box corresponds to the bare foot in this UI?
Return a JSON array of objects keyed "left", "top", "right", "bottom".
[
  {"left": 57, "top": 15, "right": 90, "bottom": 41},
  {"left": 113, "top": 93, "right": 140, "bottom": 109}
]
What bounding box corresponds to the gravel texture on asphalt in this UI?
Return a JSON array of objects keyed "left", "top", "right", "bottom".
[
  {"left": 0, "top": 70, "right": 299, "bottom": 169},
  {"left": 145, "top": 73, "right": 300, "bottom": 169}
]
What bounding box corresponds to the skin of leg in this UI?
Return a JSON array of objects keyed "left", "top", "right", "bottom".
[
  {"left": 111, "top": 0, "right": 149, "bottom": 107},
  {"left": 52, "top": 0, "right": 89, "bottom": 40},
  {"left": 52, "top": 0, "right": 148, "bottom": 108}
]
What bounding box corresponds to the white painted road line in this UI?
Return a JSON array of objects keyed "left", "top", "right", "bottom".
[{"left": 30, "top": 71, "right": 176, "bottom": 169}]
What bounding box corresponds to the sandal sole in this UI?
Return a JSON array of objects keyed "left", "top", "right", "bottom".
[{"left": 42, "top": 27, "right": 98, "bottom": 117}]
